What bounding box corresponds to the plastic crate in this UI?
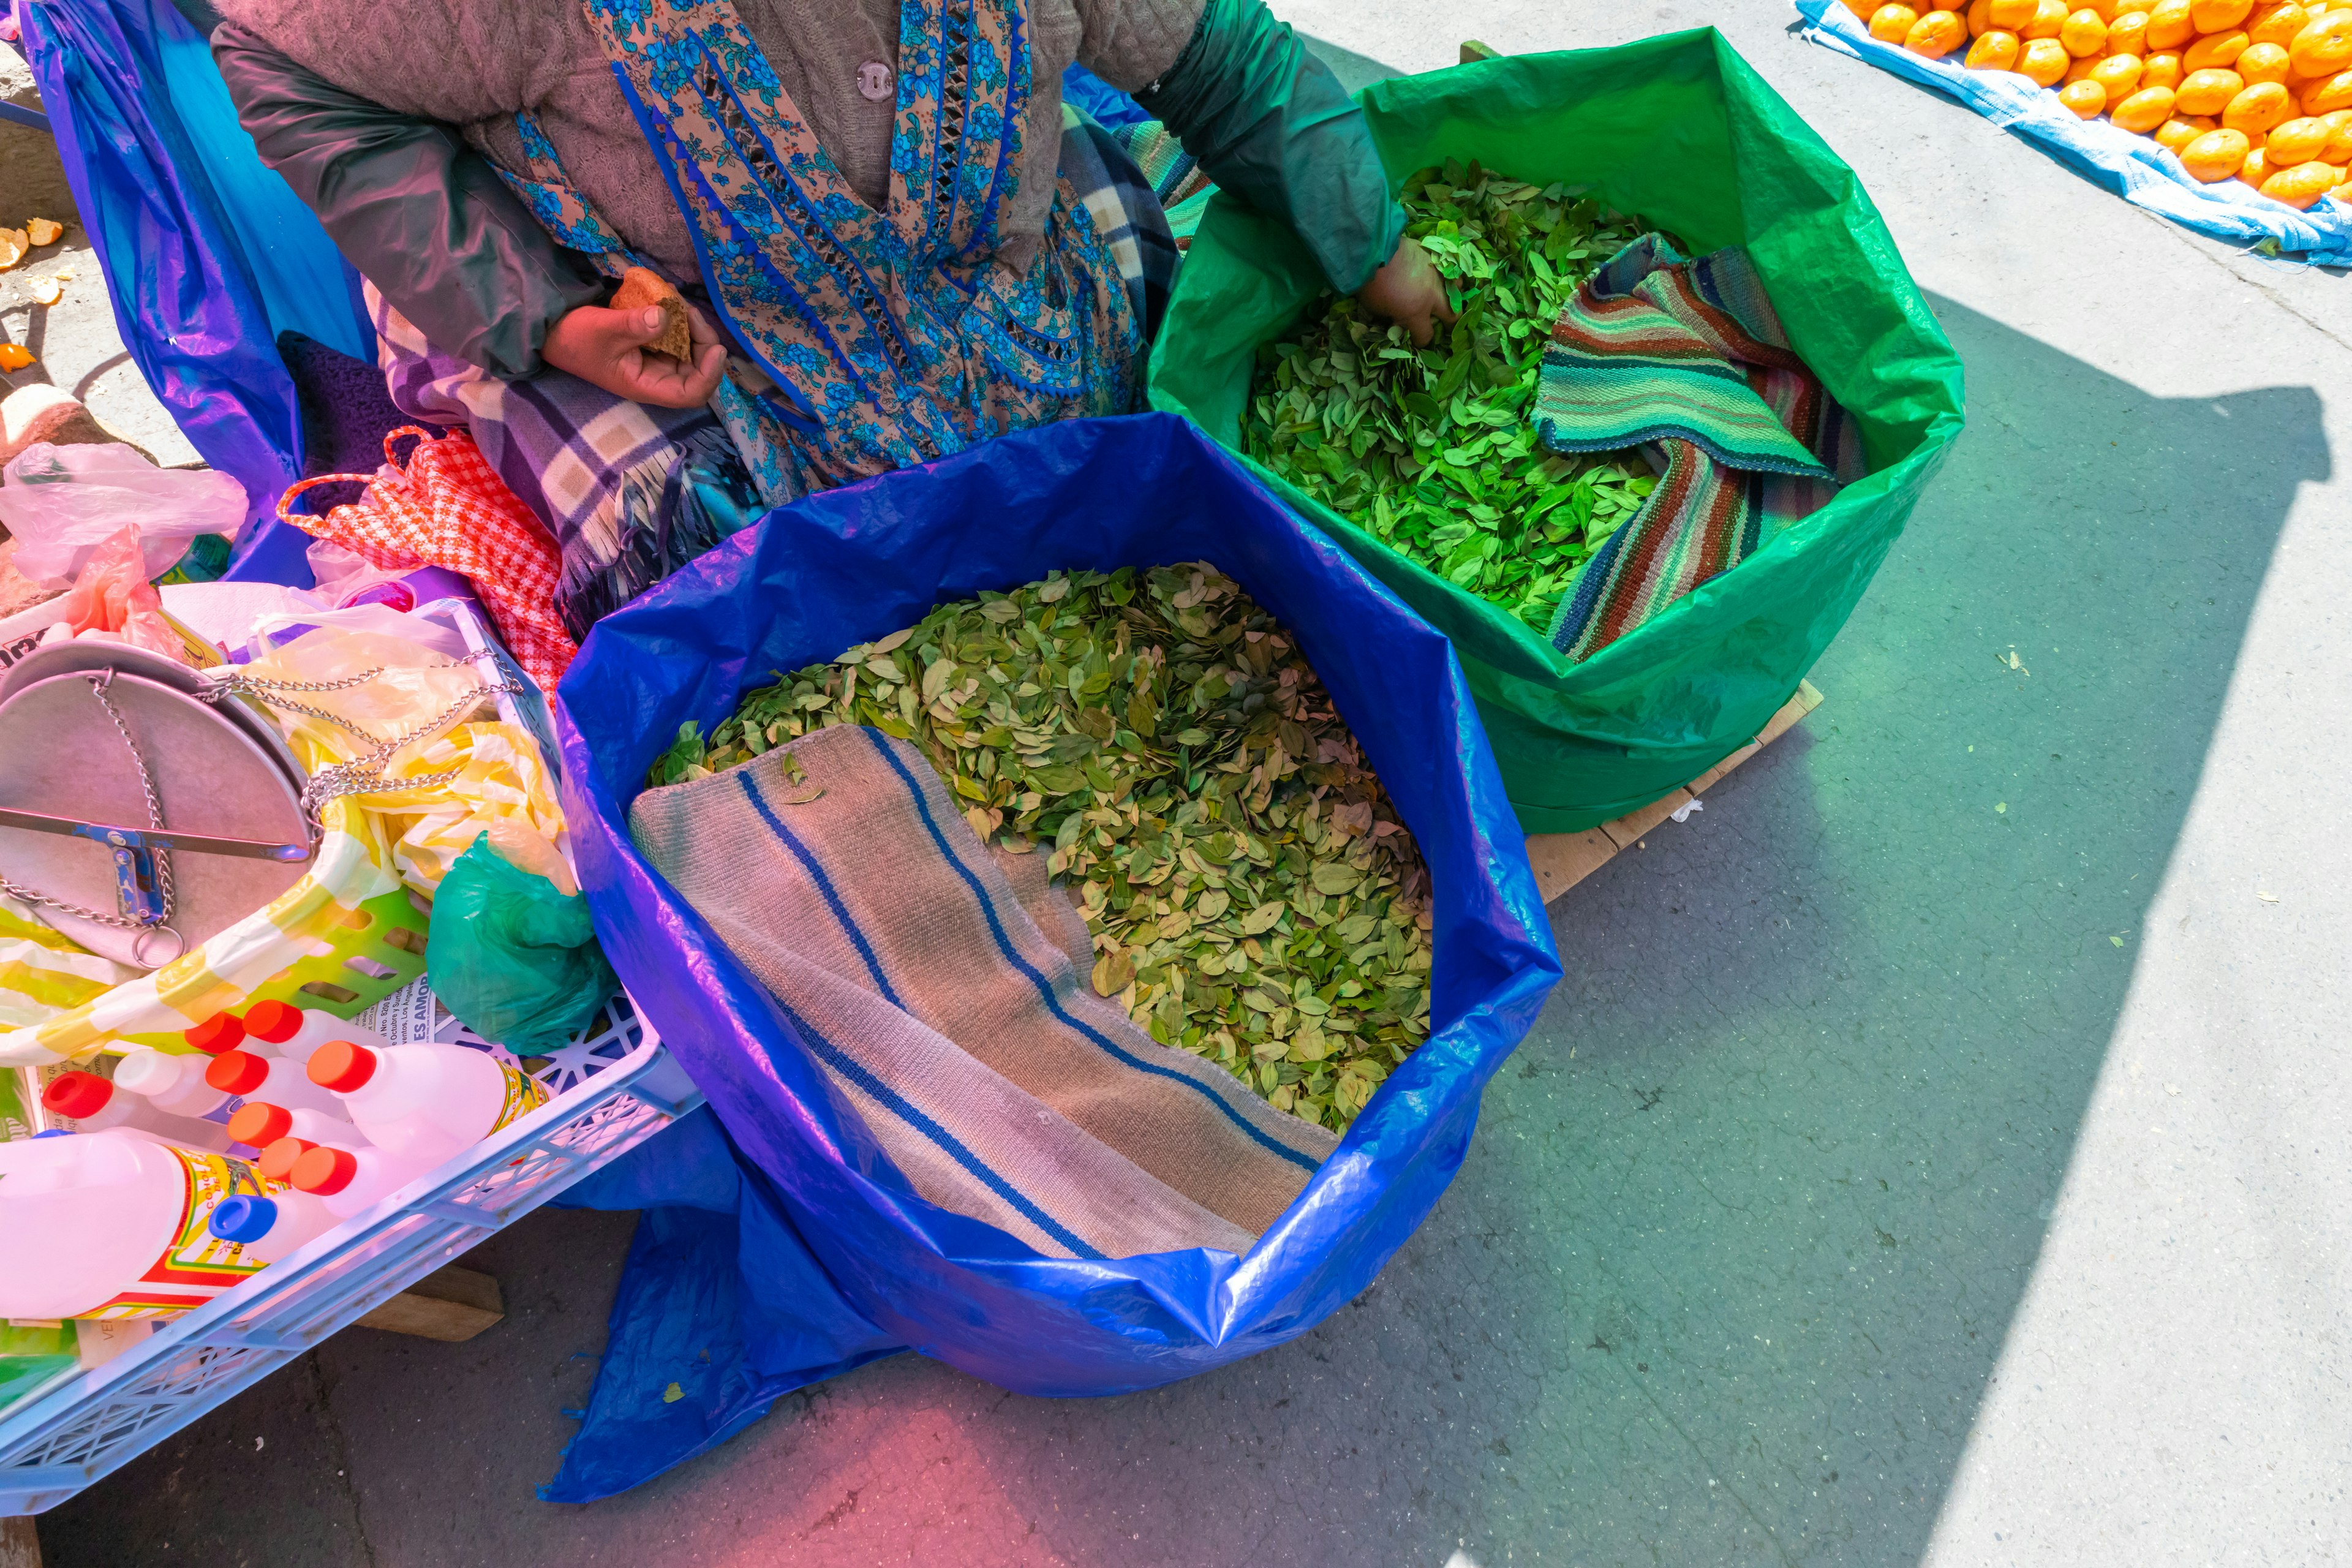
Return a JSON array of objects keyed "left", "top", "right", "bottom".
[
  {"left": 0, "top": 991, "right": 701, "bottom": 1514},
  {"left": 2, "top": 594, "right": 564, "bottom": 1067}
]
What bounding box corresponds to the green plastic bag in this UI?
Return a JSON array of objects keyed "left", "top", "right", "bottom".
[
  {"left": 426, "top": 837, "right": 617, "bottom": 1054},
  {"left": 0, "top": 1322, "right": 77, "bottom": 1416},
  {"left": 1150, "top": 28, "right": 1966, "bottom": 833}
]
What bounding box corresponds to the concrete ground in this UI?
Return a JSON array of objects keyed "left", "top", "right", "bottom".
[
  {"left": 0, "top": 45, "right": 198, "bottom": 468},
  {"left": 11, "top": 1, "right": 2351, "bottom": 1563}
]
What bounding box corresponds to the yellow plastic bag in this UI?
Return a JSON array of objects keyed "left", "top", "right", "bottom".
[
  {"left": 234, "top": 626, "right": 497, "bottom": 761},
  {"left": 0, "top": 893, "right": 138, "bottom": 1031},
  {"left": 376, "top": 722, "right": 571, "bottom": 896},
  {"left": 235, "top": 628, "right": 569, "bottom": 895}
]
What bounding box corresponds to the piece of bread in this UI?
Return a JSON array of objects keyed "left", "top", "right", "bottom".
[{"left": 610, "top": 266, "right": 693, "bottom": 362}]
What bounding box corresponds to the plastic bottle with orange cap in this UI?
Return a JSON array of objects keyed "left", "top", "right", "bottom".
[
  {"left": 183, "top": 1001, "right": 393, "bottom": 1068},
  {"left": 279, "top": 1144, "right": 434, "bottom": 1218},
  {"left": 175, "top": 1011, "right": 353, "bottom": 1117},
  {"left": 14, "top": 1022, "right": 555, "bottom": 1309},
  {"left": 222, "top": 1101, "right": 369, "bottom": 1159},
  {"left": 225, "top": 1105, "right": 377, "bottom": 1224},
  {"left": 303, "top": 1039, "right": 548, "bottom": 1164},
  {"left": 249, "top": 1129, "right": 340, "bottom": 1187},
  {"left": 258, "top": 1040, "right": 549, "bottom": 1217},
  {"left": 154, "top": 1033, "right": 541, "bottom": 1210},
  {"left": 244, "top": 1000, "right": 394, "bottom": 1068},
  {"left": 109, "top": 1046, "right": 233, "bottom": 1121},
  {"left": 181, "top": 1011, "right": 252, "bottom": 1059},
  {"left": 238, "top": 1101, "right": 377, "bottom": 1208},
  {"left": 202, "top": 1046, "right": 353, "bottom": 1121},
  {"left": 37, "top": 1071, "right": 233, "bottom": 1152}
]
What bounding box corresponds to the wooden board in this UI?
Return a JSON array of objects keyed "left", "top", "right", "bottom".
[
  {"left": 1524, "top": 680, "right": 1822, "bottom": 905},
  {"left": 1, "top": 1514, "right": 40, "bottom": 1568},
  {"left": 353, "top": 1265, "right": 505, "bottom": 1344}
]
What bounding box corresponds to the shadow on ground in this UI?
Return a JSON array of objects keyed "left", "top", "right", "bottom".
[{"left": 37, "top": 304, "right": 2329, "bottom": 1567}]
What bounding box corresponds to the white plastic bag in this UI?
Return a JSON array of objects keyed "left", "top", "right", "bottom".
[
  {"left": 0, "top": 443, "right": 247, "bottom": 587},
  {"left": 243, "top": 601, "right": 470, "bottom": 662},
  {"left": 155, "top": 579, "right": 329, "bottom": 649},
  {"left": 306, "top": 538, "right": 418, "bottom": 610}
]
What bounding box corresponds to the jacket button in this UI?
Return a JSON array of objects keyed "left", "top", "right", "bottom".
[{"left": 857, "top": 61, "right": 894, "bottom": 101}]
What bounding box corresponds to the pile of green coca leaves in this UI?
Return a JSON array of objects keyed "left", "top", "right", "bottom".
[
  {"left": 649, "top": 564, "right": 1431, "bottom": 1133},
  {"left": 1242, "top": 160, "right": 1660, "bottom": 633}
]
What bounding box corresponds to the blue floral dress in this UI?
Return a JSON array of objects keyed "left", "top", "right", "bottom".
[{"left": 499, "top": 0, "right": 1147, "bottom": 491}]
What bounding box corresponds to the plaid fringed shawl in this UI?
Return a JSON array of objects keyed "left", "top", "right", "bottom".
[
  {"left": 1061, "top": 107, "right": 1192, "bottom": 349},
  {"left": 1536, "top": 236, "right": 1863, "bottom": 662}
]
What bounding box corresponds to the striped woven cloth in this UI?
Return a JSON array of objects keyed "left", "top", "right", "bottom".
[
  {"left": 1536, "top": 236, "right": 1863, "bottom": 662},
  {"left": 630, "top": 723, "right": 1336, "bottom": 1261}
]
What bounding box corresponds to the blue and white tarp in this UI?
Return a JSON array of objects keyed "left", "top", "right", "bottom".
[{"left": 1796, "top": 0, "right": 2352, "bottom": 266}]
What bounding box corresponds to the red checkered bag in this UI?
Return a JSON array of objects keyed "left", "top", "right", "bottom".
[{"left": 279, "top": 428, "right": 578, "bottom": 689}]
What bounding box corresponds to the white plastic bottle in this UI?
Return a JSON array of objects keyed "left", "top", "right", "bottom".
[
  {"left": 306, "top": 1041, "right": 546, "bottom": 1164},
  {"left": 224, "top": 1102, "right": 370, "bottom": 1156},
  {"left": 203, "top": 1050, "right": 353, "bottom": 1121},
  {"left": 183, "top": 1012, "right": 252, "bottom": 1058},
  {"left": 253, "top": 1136, "right": 323, "bottom": 1188},
  {"left": 206, "top": 1189, "right": 342, "bottom": 1265},
  {"left": 0, "top": 1130, "right": 268, "bottom": 1319},
  {"left": 286, "top": 1144, "right": 432, "bottom": 1218},
  {"left": 39, "top": 1072, "right": 233, "bottom": 1153},
  {"left": 111, "top": 1047, "right": 232, "bottom": 1119},
  {"left": 240, "top": 999, "right": 392, "bottom": 1069}
]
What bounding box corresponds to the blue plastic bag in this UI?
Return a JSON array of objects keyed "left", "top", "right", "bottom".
[
  {"left": 23, "top": 0, "right": 374, "bottom": 584},
  {"left": 1794, "top": 0, "right": 2352, "bottom": 266},
  {"left": 551, "top": 413, "right": 1562, "bottom": 1499},
  {"left": 1061, "top": 61, "right": 1155, "bottom": 130}
]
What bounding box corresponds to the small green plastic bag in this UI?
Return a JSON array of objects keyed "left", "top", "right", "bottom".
[
  {"left": 426, "top": 837, "right": 616, "bottom": 1054},
  {"left": 1150, "top": 29, "right": 1967, "bottom": 832},
  {"left": 0, "top": 1322, "right": 78, "bottom": 1416}
]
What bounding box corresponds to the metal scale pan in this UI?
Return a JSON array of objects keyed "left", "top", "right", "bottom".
[{"left": 0, "top": 643, "right": 310, "bottom": 969}]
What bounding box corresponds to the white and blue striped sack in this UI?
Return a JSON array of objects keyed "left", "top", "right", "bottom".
[
  {"left": 627, "top": 722, "right": 1338, "bottom": 1261},
  {"left": 1795, "top": 0, "right": 2352, "bottom": 266}
]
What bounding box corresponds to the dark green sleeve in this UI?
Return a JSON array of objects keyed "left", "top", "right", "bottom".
[
  {"left": 1133, "top": 0, "right": 1404, "bottom": 295},
  {"left": 209, "top": 23, "right": 605, "bottom": 379}
]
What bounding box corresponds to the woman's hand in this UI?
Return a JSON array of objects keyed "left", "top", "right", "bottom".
[
  {"left": 541, "top": 301, "right": 728, "bottom": 407},
  {"left": 1354, "top": 236, "right": 1457, "bottom": 347}
]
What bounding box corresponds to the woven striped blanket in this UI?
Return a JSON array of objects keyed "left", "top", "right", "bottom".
[
  {"left": 1536, "top": 236, "right": 1863, "bottom": 662},
  {"left": 630, "top": 724, "right": 1336, "bottom": 1261}
]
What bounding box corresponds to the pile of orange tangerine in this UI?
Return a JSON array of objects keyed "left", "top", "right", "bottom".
[{"left": 1850, "top": 0, "right": 2352, "bottom": 207}]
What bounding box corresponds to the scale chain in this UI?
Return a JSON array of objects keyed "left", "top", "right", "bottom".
[{"left": 199, "top": 652, "right": 523, "bottom": 828}]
